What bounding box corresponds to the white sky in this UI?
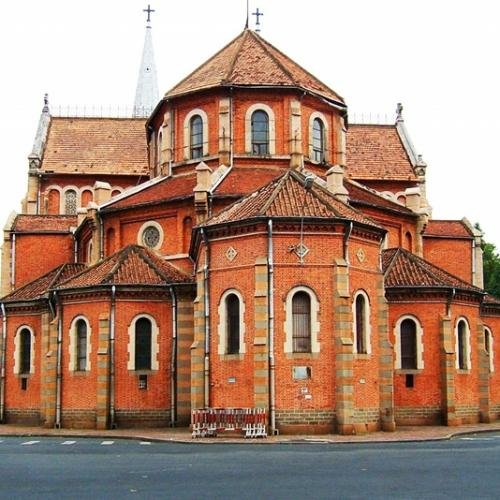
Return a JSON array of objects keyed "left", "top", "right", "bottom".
[{"left": 1, "top": 0, "right": 499, "bottom": 248}]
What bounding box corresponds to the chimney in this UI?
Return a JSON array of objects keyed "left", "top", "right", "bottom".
[
  {"left": 326, "top": 165, "right": 349, "bottom": 203},
  {"left": 93, "top": 181, "right": 112, "bottom": 206}
]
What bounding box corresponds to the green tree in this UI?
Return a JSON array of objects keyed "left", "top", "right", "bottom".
[{"left": 475, "top": 223, "right": 500, "bottom": 297}]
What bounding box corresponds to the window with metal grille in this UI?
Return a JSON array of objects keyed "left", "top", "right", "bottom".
[
  {"left": 190, "top": 115, "right": 203, "bottom": 159},
  {"left": 251, "top": 110, "right": 269, "bottom": 155},
  {"left": 292, "top": 292, "right": 311, "bottom": 353},
  {"left": 355, "top": 294, "right": 367, "bottom": 354},
  {"left": 20, "top": 328, "right": 31, "bottom": 374},
  {"left": 226, "top": 294, "right": 240, "bottom": 354},
  {"left": 400, "top": 319, "right": 417, "bottom": 369},
  {"left": 135, "top": 318, "right": 152, "bottom": 370},
  {"left": 76, "top": 319, "right": 87, "bottom": 371},
  {"left": 312, "top": 118, "right": 325, "bottom": 162},
  {"left": 65, "top": 189, "right": 77, "bottom": 215},
  {"left": 457, "top": 320, "right": 467, "bottom": 369}
]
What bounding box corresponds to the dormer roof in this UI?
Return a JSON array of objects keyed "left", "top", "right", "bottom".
[{"left": 165, "top": 29, "right": 344, "bottom": 105}]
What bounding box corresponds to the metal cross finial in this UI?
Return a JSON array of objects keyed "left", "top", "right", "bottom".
[
  {"left": 143, "top": 4, "right": 155, "bottom": 24},
  {"left": 252, "top": 7, "right": 263, "bottom": 31}
]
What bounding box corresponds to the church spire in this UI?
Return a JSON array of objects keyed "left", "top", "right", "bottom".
[{"left": 133, "top": 5, "right": 159, "bottom": 117}]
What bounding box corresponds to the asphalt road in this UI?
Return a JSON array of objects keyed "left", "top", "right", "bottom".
[{"left": 1, "top": 433, "right": 499, "bottom": 499}]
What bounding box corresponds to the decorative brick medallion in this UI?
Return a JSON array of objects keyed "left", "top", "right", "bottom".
[{"left": 225, "top": 246, "right": 237, "bottom": 262}]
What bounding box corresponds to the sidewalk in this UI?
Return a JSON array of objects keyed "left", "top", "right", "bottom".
[{"left": 1, "top": 422, "right": 500, "bottom": 444}]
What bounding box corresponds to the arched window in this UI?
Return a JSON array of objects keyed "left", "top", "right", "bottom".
[
  {"left": 47, "top": 189, "right": 60, "bottom": 215},
  {"left": 182, "top": 217, "right": 193, "bottom": 254},
  {"left": 20, "top": 328, "right": 31, "bottom": 375},
  {"left": 76, "top": 319, "right": 87, "bottom": 371},
  {"left": 65, "top": 189, "right": 77, "bottom": 215},
  {"left": 312, "top": 118, "right": 325, "bottom": 162},
  {"left": 226, "top": 294, "right": 240, "bottom": 354},
  {"left": 81, "top": 189, "right": 93, "bottom": 208},
  {"left": 157, "top": 130, "right": 163, "bottom": 169},
  {"left": 135, "top": 317, "right": 152, "bottom": 370},
  {"left": 404, "top": 232, "right": 413, "bottom": 252},
  {"left": 456, "top": 319, "right": 470, "bottom": 370},
  {"left": 400, "top": 318, "right": 417, "bottom": 369},
  {"left": 292, "top": 292, "right": 311, "bottom": 353},
  {"left": 106, "top": 227, "right": 116, "bottom": 256},
  {"left": 190, "top": 115, "right": 203, "bottom": 159},
  {"left": 485, "top": 327, "right": 494, "bottom": 373},
  {"left": 251, "top": 110, "right": 269, "bottom": 155},
  {"left": 354, "top": 293, "right": 370, "bottom": 354}
]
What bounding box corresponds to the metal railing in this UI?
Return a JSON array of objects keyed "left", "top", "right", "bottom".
[{"left": 191, "top": 408, "right": 267, "bottom": 438}]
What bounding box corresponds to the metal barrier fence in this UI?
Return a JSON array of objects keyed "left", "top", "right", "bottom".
[{"left": 191, "top": 408, "right": 267, "bottom": 438}]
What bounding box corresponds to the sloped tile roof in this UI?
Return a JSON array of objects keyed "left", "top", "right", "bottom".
[
  {"left": 2, "top": 263, "right": 86, "bottom": 302},
  {"left": 423, "top": 220, "right": 473, "bottom": 238},
  {"left": 345, "top": 180, "right": 415, "bottom": 216},
  {"left": 346, "top": 124, "right": 416, "bottom": 181},
  {"left": 204, "top": 169, "right": 380, "bottom": 228},
  {"left": 12, "top": 215, "right": 77, "bottom": 233},
  {"left": 41, "top": 117, "right": 148, "bottom": 176},
  {"left": 166, "top": 30, "right": 344, "bottom": 104},
  {"left": 214, "top": 167, "right": 283, "bottom": 196},
  {"left": 58, "top": 245, "right": 192, "bottom": 289},
  {"left": 383, "top": 248, "right": 482, "bottom": 293},
  {"left": 102, "top": 174, "right": 197, "bottom": 211}
]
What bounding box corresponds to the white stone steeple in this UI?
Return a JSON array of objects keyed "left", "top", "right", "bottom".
[{"left": 133, "top": 6, "right": 159, "bottom": 117}]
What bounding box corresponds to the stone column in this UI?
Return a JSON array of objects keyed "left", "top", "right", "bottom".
[
  {"left": 289, "top": 100, "right": 302, "bottom": 169},
  {"left": 191, "top": 265, "right": 206, "bottom": 411},
  {"left": 477, "top": 321, "right": 491, "bottom": 422},
  {"left": 161, "top": 110, "right": 173, "bottom": 176},
  {"left": 96, "top": 313, "right": 110, "bottom": 430},
  {"left": 218, "top": 98, "right": 231, "bottom": 166},
  {"left": 253, "top": 257, "right": 269, "bottom": 409},
  {"left": 333, "top": 257, "right": 354, "bottom": 434},
  {"left": 440, "top": 314, "right": 457, "bottom": 425},
  {"left": 41, "top": 315, "right": 58, "bottom": 428}
]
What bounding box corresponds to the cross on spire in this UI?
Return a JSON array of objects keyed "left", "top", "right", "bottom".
[
  {"left": 143, "top": 4, "right": 155, "bottom": 24},
  {"left": 252, "top": 7, "right": 263, "bottom": 31}
]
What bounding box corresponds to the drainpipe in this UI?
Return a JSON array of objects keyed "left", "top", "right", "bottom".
[
  {"left": 10, "top": 234, "right": 16, "bottom": 289},
  {"left": 109, "top": 285, "right": 116, "bottom": 428},
  {"left": 343, "top": 222, "right": 353, "bottom": 262},
  {"left": 55, "top": 292, "right": 63, "bottom": 428},
  {"left": 169, "top": 286, "right": 177, "bottom": 426},
  {"left": 201, "top": 228, "right": 210, "bottom": 408},
  {"left": 73, "top": 238, "right": 78, "bottom": 264},
  {"left": 446, "top": 288, "right": 456, "bottom": 317},
  {"left": 0, "top": 303, "right": 7, "bottom": 422},
  {"left": 229, "top": 88, "right": 234, "bottom": 168},
  {"left": 97, "top": 210, "right": 104, "bottom": 260},
  {"left": 267, "top": 220, "right": 276, "bottom": 434}
]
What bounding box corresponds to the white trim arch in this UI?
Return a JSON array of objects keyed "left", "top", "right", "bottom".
[
  {"left": 455, "top": 317, "right": 471, "bottom": 370},
  {"left": 68, "top": 315, "right": 92, "bottom": 372},
  {"left": 308, "top": 112, "right": 329, "bottom": 163},
  {"left": 352, "top": 290, "right": 372, "bottom": 355},
  {"left": 127, "top": 314, "right": 160, "bottom": 371},
  {"left": 217, "top": 289, "right": 246, "bottom": 356},
  {"left": 13, "top": 325, "right": 35, "bottom": 375},
  {"left": 183, "top": 108, "right": 209, "bottom": 160},
  {"left": 245, "top": 103, "right": 276, "bottom": 155},
  {"left": 284, "top": 285, "right": 320, "bottom": 354},
  {"left": 394, "top": 315, "right": 424, "bottom": 370}
]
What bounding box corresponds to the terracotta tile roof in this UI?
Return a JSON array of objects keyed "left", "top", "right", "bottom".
[
  {"left": 166, "top": 30, "right": 344, "bottom": 104},
  {"left": 346, "top": 124, "right": 416, "bottom": 181},
  {"left": 12, "top": 215, "right": 77, "bottom": 233},
  {"left": 204, "top": 169, "right": 380, "bottom": 229},
  {"left": 102, "top": 174, "right": 197, "bottom": 211},
  {"left": 58, "top": 245, "right": 192, "bottom": 289},
  {"left": 383, "top": 248, "right": 482, "bottom": 293},
  {"left": 423, "top": 220, "right": 473, "bottom": 238},
  {"left": 345, "top": 180, "right": 415, "bottom": 216},
  {"left": 2, "top": 263, "right": 86, "bottom": 302},
  {"left": 41, "top": 117, "right": 148, "bottom": 176},
  {"left": 214, "top": 167, "right": 283, "bottom": 196}
]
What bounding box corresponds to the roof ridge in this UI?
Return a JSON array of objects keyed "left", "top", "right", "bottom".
[
  {"left": 106, "top": 245, "right": 134, "bottom": 283},
  {"left": 135, "top": 246, "right": 173, "bottom": 283},
  {"left": 225, "top": 30, "right": 250, "bottom": 83},
  {"left": 260, "top": 170, "right": 291, "bottom": 213},
  {"left": 382, "top": 247, "right": 400, "bottom": 279}
]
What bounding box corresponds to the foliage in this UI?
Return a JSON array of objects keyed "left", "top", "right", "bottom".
[{"left": 475, "top": 223, "right": 500, "bottom": 297}]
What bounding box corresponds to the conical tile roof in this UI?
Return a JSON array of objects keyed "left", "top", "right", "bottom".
[
  {"left": 203, "top": 169, "right": 379, "bottom": 229},
  {"left": 166, "top": 29, "right": 344, "bottom": 104},
  {"left": 382, "top": 247, "right": 483, "bottom": 293},
  {"left": 58, "top": 245, "right": 192, "bottom": 290}
]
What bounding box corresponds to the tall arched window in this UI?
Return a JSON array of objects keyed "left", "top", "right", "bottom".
[
  {"left": 312, "top": 118, "right": 325, "bottom": 162},
  {"left": 182, "top": 217, "right": 193, "bottom": 254},
  {"left": 292, "top": 292, "right": 311, "bottom": 353},
  {"left": 20, "top": 328, "right": 31, "bottom": 375},
  {"left": 226, "top": 294, "right": 240, "bottom": 354},
  {"left": 157, "top": 130, "right": 163, "bottom": 170},
  {"left": 47, "top": 189, "right": 60, "bottom": 215},
  {"left": 190, "top": 115, "right": 203, "bottom": 159},
  {"left": 135, "top": 317, "right": 152, "bottom": 370},
  {"left": 65, "top": 189, "right": 77, "bottom": 215},
  {"left": 457, "top": 319, "right": 469, "bottom": 370},
  {"left": 400, "top": 318, "right": 417, "bottom": 369},
  {"left": 76, "top": 319, "right": 87, "bottom": 371},
  {"left": 485, "top": 327, "right": 494, "bottom": 372},
  {"left": 251, "top": 110, "right": 269, "bottom": 155},
  {"left": 355, "top": 294, "right": 367, "bottom": 354}
]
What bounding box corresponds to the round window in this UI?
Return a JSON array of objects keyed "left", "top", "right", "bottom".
[{"left": 142, "top": 225, "right": 161, "bottom": 248}]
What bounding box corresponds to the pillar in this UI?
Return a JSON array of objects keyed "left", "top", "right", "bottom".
[
  {"left": 440, "top": 314, "right": 458, "bottom": 425},
  {"left": 96, "top": 313, "right": 110, "bottom": 430}
]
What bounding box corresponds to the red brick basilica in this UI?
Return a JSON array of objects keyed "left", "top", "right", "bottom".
[{"left": 1, "top": 20, "right": 499, "bottom": 434}]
